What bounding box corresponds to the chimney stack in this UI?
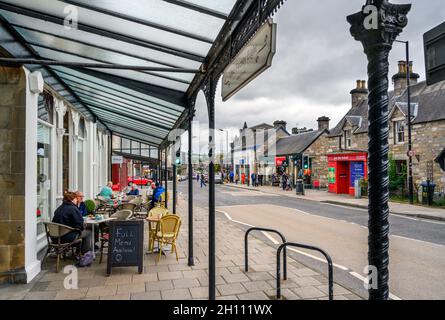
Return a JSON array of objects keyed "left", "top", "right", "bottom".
[
  {"left": 317, "top": 116, "right": 330, "bottom": 131},
  {"left": 273, "top": 120, "right": 287, "bottom": 131},
  {"left": 350, "top": 80, "right": 368, "bottom": 108},
  {"left": 392, "top": 60, "right": 420, "bottom": 97}
]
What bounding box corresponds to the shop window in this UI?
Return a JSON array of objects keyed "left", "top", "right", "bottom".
[
  {"left": 38, "top": 91, "right": 54, "bottom": 124},
  {"left": 132, "top": 141, "right": 141, "bottom": 156},
  {"left": 37, "top": 122, "right": 52, "bottom": 237},
  {"left": 78, "top": 118, "right": 86, "bottom": 191},
  {"left": 394, "top": 120, "right": 405, "bottom": 144},
  {"left": 122, "top": 138, "right": 130, "bottom": 153}
]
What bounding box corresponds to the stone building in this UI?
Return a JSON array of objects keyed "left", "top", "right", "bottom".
[{"left": 307, "top": 61, "right": 445, "bottom": 197}]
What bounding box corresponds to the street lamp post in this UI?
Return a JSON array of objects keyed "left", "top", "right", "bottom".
[
  {"left": 395, "top": 40, "right": 414, "bottom": 205},
  {"left": 348, "top": 0, "right": 411, "bottom": 300}
]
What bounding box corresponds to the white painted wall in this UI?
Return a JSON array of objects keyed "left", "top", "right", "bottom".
[{"left": 24, "top": 68, "right": 42, "bottom": 283}]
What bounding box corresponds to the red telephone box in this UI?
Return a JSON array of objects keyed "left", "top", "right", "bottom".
[{"left": 328, "top": 153, "right": 367, "bottom": 196}]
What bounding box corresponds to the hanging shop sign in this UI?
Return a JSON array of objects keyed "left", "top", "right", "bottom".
[{"left": 222, "top": 20, "right": 277, "bottom": 101}]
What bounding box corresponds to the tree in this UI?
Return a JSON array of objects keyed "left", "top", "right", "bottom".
[{"left": 388, "top": 154, "right": 407, "bottom": 193}]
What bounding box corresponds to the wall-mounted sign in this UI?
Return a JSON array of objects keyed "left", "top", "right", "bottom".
[
  {"left": 350, "top": 161, "right": 365, "bottom": 185},
  {"left": 328, "top": 167, "right": 336, "bottom": 184},
  {"left": 275, "top": 156, "right": 287, "bottom": 167},
  {"left": 424, "top": 21, "right": 445, "bottom": 86},
  {"left": 222, "top": 20, "right": 277, "bottom": 101},
  {"left": 112, "top": 155, "right": 124, "bottom": 164}
]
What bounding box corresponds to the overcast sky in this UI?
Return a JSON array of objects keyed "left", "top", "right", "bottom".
[{"left": 189, "top": 0, "right": 444, "bottom": 151}]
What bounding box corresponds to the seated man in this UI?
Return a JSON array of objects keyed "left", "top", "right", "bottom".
[
  {"left": 98, "top": 181, "right": 114, "bottom": 200},
  {"left": 52, "top": 191, "right": 92, "bottom": 254},
  {"left": 126, "top": 183, "right": 140, "bottom": 196},
  {"left": 150, "top": 182, "right": 165, "bottom": 209}
]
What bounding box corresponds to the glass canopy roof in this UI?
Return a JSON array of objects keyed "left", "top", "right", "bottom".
[{"left": 0, "top": 0, "right": 239, "bottom": 146}]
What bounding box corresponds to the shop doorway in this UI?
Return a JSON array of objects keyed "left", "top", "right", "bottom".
[{"left": 337, "top": 162, "right": 350, "bottom": 194}]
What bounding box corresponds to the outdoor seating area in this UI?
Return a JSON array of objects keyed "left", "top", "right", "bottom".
[
  {"left": 0, "top": 197, "right": 360, "bottom": 301},
  {"left": 39, "top": 184, "right": 180, "bottom": 274}
]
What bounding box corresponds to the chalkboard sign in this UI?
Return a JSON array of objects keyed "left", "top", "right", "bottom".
[{"left": 107, "top": 220, "right": 144, "bottom": 276}]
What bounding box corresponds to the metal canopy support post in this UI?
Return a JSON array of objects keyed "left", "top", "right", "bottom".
[
  {"left": 164, "top": 148, "right": 168, "bottom": 208},
  {"left": 173, "top": 163, "right": 177, "bottom": 214},
  {"left": 348, "top": 0, "right": 411, "bottom": 300},
  {"left": 188, "top": 104, "right": 195, "bottom": 266},
  {"left": 204, "top": 75, "right": 218, "bottom": 300}
]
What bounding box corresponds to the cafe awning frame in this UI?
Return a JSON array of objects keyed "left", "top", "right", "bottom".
[{"left": 0, "top": 0, "right": 287, "bottom": 147}]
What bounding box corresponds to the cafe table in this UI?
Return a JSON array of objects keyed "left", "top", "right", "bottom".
[{"left": 84, "top": 216, "right": 116, "bottom": 259}]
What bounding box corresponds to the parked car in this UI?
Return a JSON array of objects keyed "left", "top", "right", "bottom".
[
  {"left": 128, "top": 176, "right": 152, "bottom": 186},
  {"left": 180, "top": 175, "right": 187, "bottom": 181}
]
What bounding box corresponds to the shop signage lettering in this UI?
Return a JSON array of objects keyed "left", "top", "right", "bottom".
[
  {"left": 350, "top": 162, "right": 365, "bottom": 185},
  {"left": 107, "top": 220, "right": 143, "bottom": 275}
]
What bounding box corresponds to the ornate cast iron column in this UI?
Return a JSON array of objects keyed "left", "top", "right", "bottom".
[
  {"left": 348, "top": 0, "right": 411, "bottom": 300},
  {"left": 187, "top": 102, "right": 196, "bottom": 266},
  {"left": 204, "top": 75, "right": 218, "bottom": 301}
]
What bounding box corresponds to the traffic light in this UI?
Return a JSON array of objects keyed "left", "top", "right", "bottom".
[
  {"left": 303, "top": 156, "right": 309, "bottom": 170},
  {"left": 175, "top": 149, "right": 181, "bottom": 165}
]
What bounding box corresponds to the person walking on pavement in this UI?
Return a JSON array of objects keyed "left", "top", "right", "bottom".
[
  {"left": 200, "top": 173, "right": 206, "bottom": 188},
  {"left": 241, "top": 173, "right": 245, "bottom": 185},
  {"left": 196, "top": 172, "right": 200, "bottom": 183},
  {"left": 251, "top": 172, "right": 256, "bottom": 187},
  {"left": 235, "top": 173, "right": 239, "bottom": 185},
  {"left": 229, "top": 171, "right": 234, "bottom": 183}
]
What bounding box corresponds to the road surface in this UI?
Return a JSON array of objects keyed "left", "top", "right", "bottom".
[{"left": 177, "top": 181, "right": 445, "bottom": 299}]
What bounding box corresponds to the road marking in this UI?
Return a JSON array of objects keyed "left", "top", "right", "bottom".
[
  {"left": 348, "top": 272, "right": 402, "bottom": 300},
  {"left": 220, "top": 208, "right": 405, "bottom": 300},
  {"left": 392, "top": 235, "right": 445, "bottom": 247}
]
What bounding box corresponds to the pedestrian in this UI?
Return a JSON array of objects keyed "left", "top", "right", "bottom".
[
  {"left": 235, "top": 173, "right": 239, "bottom": 184},
  {"left": 251, "top": 172, "right": 256, "bottom": 187},
  {"left": 200, "top": 173, "right": 206, "bottom": 188},
  {"left": 241, "top": 173, "right": 245, "bottom": 185},
  {"left": 282, "top": 174, "right": 286, "bottom": 190},
  {"left": 196, "top": 172, "right": 200, "bottom": 183},
  {"left": 285, "top": 177, "right": 293, "bottom": 191},
  {"left": 229, "top": 171, "right": 234, "bottom": 183},
  {"left": 259, "top": 174, "right": 263, "bottom": 186},
  {"left": 52, "top": 191, "right": 92, "bottom": 254}
]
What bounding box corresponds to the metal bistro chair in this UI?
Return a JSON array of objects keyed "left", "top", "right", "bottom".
[
  {"left": 117, "top": 202, "right": 137, "bottom": 214},
  {"left": 153, "top": 215, "right": 182, "bottom": 263},
  {"left": 42, "top": 222, "right": 82, "bottom": 273},
  {"left": 131, "top": 197, "right": 147, "bottom": 219},
  {"left": 147, "top": 206, "right": 169, "bottom": 253},
  {"left": 98, "top": 209, "right": 133, "bottom": 264}
]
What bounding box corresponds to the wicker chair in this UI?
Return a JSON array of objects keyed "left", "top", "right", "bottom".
[
  {"left": 153, "top": 214, "right": 181, "bottom": 263},
  {"left": 147, "top": 207, "right": 169, "bottom": 253},
  {"left": 42, "top": 222, "right": 82, "bottom": 273}
]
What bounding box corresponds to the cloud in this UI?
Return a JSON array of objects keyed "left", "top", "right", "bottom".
[{"left": 192, "top": 0, "right": 444, "bottom": 143}]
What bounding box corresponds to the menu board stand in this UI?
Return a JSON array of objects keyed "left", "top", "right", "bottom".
[{"left": 106, "top": 220, "right": 144, "bottom": 276}]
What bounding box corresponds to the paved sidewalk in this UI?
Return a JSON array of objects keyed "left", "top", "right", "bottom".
[
  {"left": 0, "top": 194, "right": 361, "bottom": 300},
  {"left": 223, "top": 183, "right": 445, "bottom": 221}
]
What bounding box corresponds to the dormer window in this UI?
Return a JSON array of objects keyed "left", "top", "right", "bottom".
[
  {"left": 394, "top": 120, "right": 405, "bottom": 144},
  {"left": 344, "top": 130, "right": 352, "bottom": 149}
]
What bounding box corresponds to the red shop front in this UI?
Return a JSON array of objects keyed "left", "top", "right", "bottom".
[{"left": 327, "top": 152, "right": 367, "bottom": 196}]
